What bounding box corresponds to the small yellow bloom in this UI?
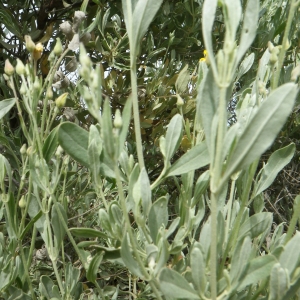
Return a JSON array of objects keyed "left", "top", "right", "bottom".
[
  {"left": 199, "top": 50, "right": 208, "bottom": 62},
  {"left": 33, "top": 43, "right": 43, "bottom": 60}
]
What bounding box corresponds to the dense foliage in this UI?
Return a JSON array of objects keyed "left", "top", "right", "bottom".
[{"left": 0, "top": 0, "right": 300, "bottom": 299}]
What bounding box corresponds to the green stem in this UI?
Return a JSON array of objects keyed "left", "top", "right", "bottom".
[
  {"left": 271, "top": 0, "right": 300, "bottom": 89},
  {"left": 130, "top": 61, "right": 145, "bottom": 169},
  {"left": 114, "top": 165, "right": 163, "bottom": 300},
  {"left": 19, "top": 240, "right": 37, "bottom": 300},
  {"left": 284, "top": 195, "right": 300, "bottom": 244},
  {"left": 210, "top": 85, "right": 228, "bottom": 300}
]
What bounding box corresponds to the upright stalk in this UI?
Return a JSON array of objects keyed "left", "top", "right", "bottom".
[
  {"left": 210, "top": 85, "right": 228, "bottom": 299},
  {"left": 130, "top": 60, "right": 145, "bottom": 169},
  {"left": 271, "top": 0, "right": 299, "bottom": 89}
]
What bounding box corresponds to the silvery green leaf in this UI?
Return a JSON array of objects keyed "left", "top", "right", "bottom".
[
  {"left": 175, "top": 65, "right": 190, "bottom": 94},
  {"left": 202, "top": 0, "right": 218, "bottom": 78},
  {"left": 88, "top": 125, "right": 102, "bottom": 182},
  {"left": 159, "top": 268, "right": 201, "bottom": 299},
  {"left": 257, "top": 48, "right": 271, "bottom": 82},
  {"left": 101, "top": 99, "right": 115, "bottom": 160},
  {"left": 236, "top": 53, "right": 255, "bottom": 81},
  {"left": 166, "top": 142, "right": 210, "bottom": 177},
  {"left": 121, "top": 233, "right": 144, "bottom": 278},
  {"left": 197, "top": 68, "right": 219, "bottom": 157},
  {"left": 122, "top": 0, "right": 163, "bottom": 56},
  {"left": 194, "top": 170, "right": 210, "bottom": 202},
  {"left": 238, "top": 254, "right": 277, "bottom": 291},
  {"left": 51, "top": 203, "right": 67, "bottom": 250},
  {"left": 230, "top": 236, "right": 252, "bottom": 286},
  {"left": 269, "top": 263, "right": 289, "bottom": 300},
  {"left": 148, "top": 196, "right": 168, "bottom": 243},
  {"left": 238, "top": 212, "right": 272, "bottom": 241},
  {"left": 133, "top": 167, "right": 151, "bottom": 217},
  {"left": 0, "top": 98, "right": 15, "bottom": 120},
  {"left": 279, "top": 231, "right": 300, "bottom": 277},
  {"left": 254, "top": 143, "right": 295, "bottom": 197},
  {"left": 223, "top": 83, "right": 298, "bottom": 184},
  {"left": 165, "top": 114, "right": 183, "bottom": 162},
  {"left": 119, "top": 96, "right": 132, "bottom": 156},
  {"left": 236, "top": 0, "right": 259, "bottom": 65},
  {"left": 191, "top": 243, "right": 206, "bottom": 295},
  {"left": 223, "top": 0, "right": 241, "bottom": 42}
]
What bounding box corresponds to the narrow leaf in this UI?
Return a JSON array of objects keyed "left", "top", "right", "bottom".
[
  {"left": 224, "top": 83, "right": 298, "bottom": 182},
  {"left": 269, "top": 263, "right": 289, "bottom": 300},
  {"left": 166, "top": 142, "right": 210, "bottom": 176},
  {"left": 238, "top": 212, "right": 272, "bottom": 241},
  {"left": 69, "top": 228, "right": 108, "bottom": 239},
  {"left": 165, "top": 114, "right": 183, "bottom": 162},
  {"left": 121, "top": 233, "right": 144, "bottom": 278},
  {"left": 236, "top": 0, "right": 259, "bottom": 64},
  {"left": 202, "top": 0, "right": 218, "bottom": 78},
  {"left": 175, "top": 65, "right": 190, "bottom": 94},
  {"left": 86, "top": 251, "right": 104, "bottom": 283},
  {"left": 254, "top": 143, "right": 295, "bottom": 196},
  {"left": 42, "top": 127, "right": 58, "bottom": 163}
]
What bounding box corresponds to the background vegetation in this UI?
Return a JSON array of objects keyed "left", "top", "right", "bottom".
[{"left": 0, "top": 0, "right": 300, "bottom": 299}]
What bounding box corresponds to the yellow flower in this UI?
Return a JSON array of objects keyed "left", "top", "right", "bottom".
[
  {"left": 199, "top": 50, "right": 208, "bottom": 62},
  {"left": 33, "top": 43, "right": 43, "bottom": 60}
]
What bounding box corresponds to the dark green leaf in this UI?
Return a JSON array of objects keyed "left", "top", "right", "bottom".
[
  {"left": 69, "top": 227, "right": 108, "bottom": 239},
  {"left": 58, "top": 122, "right": 89, "bottom": 167},
  {"left": 42, "top": 127, "right": 58, "bottom": 163}
]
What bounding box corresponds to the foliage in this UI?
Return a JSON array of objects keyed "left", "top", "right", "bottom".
[{"left": 0, "top": 0, "right": 300, "bottom": 299}]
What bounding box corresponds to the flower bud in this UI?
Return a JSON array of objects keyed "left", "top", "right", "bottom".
[
  {"left": 4, "top": 59, "right": 14, "bottom": 76},
  {"left": 54, "top": 38, "right": 63, "bottom": 56},
  {"left": 19, "top": 196, "right": 26, "bottom": 209},
  {"left": 114, "top": 109, "right": 122, "bottom": 128},
  {"left": 55, "top": 92, "right": 68, "bottom": 108},
  {"left": 46, "top": 88, "right": 53, "bottom": 100},
  {"left": 24, "top": 35, "right": 36, "bottom": 52},
  {"left": 55, "top": 145, "right": 64, "bottom": 157},
  {"left": 26, "top": 146, "right": 33, "bottom": 155},
  {"left": 176, "top": 94, "right": 184, "bottom": 107},
  {"left": 16, "top": 59, "right": 25, "bottom": 75},
  {"left": 33, "top": 77, "right": 41, "bottom": 90},
  {"left": 20, "top": 144, "right": 27, "bottom": 155},
  {"left": 20, "top": 82, "right": 26, "bottom": 94}
]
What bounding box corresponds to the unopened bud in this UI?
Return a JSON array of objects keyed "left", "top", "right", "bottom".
[
  {"left": 20, "top": 144, "right": 27, "bottom": 155},
  {"left": 55, "top": 92, "right": 68, "bottom": 108},
  {"left": 24, "top": 35, "right": 36, "bottom": 52},
  {"left": 114, "top": 109, "right": 122, "bottom": 128},
  {"left": 33, "top": 77, "right": 41, "bottom": 90},
  {"left": 26, "top": 146, "right": 33, "bottom": 155},
  {"left": 16, "top": 59, "right": 25, "bottom": 75},
  {"left": 268, "top": 41, "right": 274, "bottom": 53},
  {"left": 46, "top": 88, "right": 53, "bottom": 100},
  {"left": 4, "top": 59, "right": 14, "bottom": 76},
  {"left": 176, "top": 94, "right": 184, "bottom": 107},
  {"left": 20, "top": 82, "right": 26, "bottom": 95},
  {"left": 55, "top": 145, "right": 64, "bottom": 157},
  {"left": 54, "top": 38, "right": 63, "bottom": 56},
  {"left": 19, "top": 196, "right": 26, "bottom": 209}
]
